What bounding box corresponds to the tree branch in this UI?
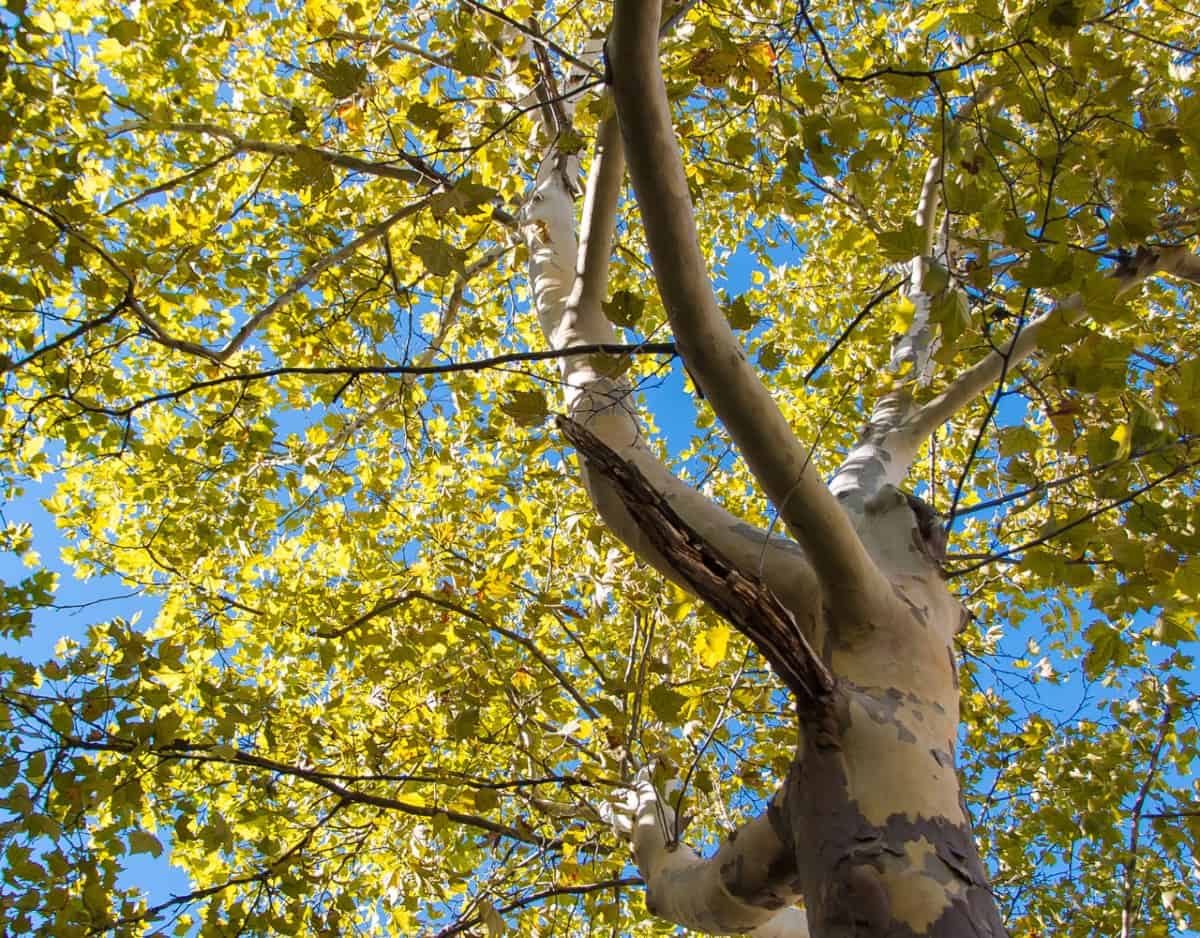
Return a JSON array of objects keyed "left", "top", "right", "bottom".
[
  {"left": 91, "top": 800, "right": 346, "bottom": 934},
  {"left": 803, "top": 276, "right": 903, "bottom": 384},
  {"left": 461, "top": 0, "right": 600, "bottom": 78},
  {"left": 102, "top": 149, "right": 239, "bottom": 215},
  {"left": 66, "top": 734, "right": 551, "bottom": 847},
  {"left": 1120, "top": 702, "right": 1174, "bottom": 938},
  {"left": 948, "top": 434, "right": 1197, "bottom": 520},
  {"left": 1156, "top": 244, "right": 1200, "bottom": 284},
  {"left": 829, "top": 81, "right": 998, "bottom": 501},
  {"left": 431, "top": 877, "right": 643, "bottom": 938},
  {"left": 109, "top": 122, "right": 472, "bottom": 198},
  {"left": 0, "top": 296, "right": 129, "bottom": 374},
  {"left": 607, "top": 770, "right": 809, "bottom": 936},
  {"left": 315, "top": 589, "right": 600, "bottom": 720},
  {"left": 608, "top": 0, "right": 882, "bottom": 615},
  {"left": 944, "top": 458, "right": 1200, "bottom": 576},
  {"left": 64, "top": 342, "right": 676, "bottom": 419},
  {"left": 907, "top": 244, "right": 1198, "bottom": 443},
  {"left": 211, "top": 196, "right": 433, "bottom": 361}
]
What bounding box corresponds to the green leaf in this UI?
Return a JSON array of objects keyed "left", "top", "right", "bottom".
[
  {"left": 128, "top": 830, "right": 163, "bottom": 857},
  {"left": 1013, "top": 249, "right": 1075, "bottom": 289},
  {"left": 407, "top": 101, "right": 445, "bottom": 130},
  {"left": 1153, "top": 612, "right": 1196, "bottom": 646},
  {"left": 0, "top": 759, "right": 17, "bottom": 788},
  {"left": 480, "top": 900, "right": 505, "bottom": 936},
  {"left": 726, "top": 131, "right": 755, "bottom": 161},
  {"left": 411, "top": 235, "right": 466, "bottom": 277},
  {"left": 288, "top": 146, "right": 334, "bottom": 191},
  {"left": 1084, "top": 622, "right": 1127, "bottom": 678},
  {"left": 689, "top": 46, "right": 739, "bottom": 85},
  {"left": 602, "top": 290, "right": 645, "bottom": 328},
  {"left": 876, "top": 221, "right": 926, "bottom": 262},
  {"left": 451, "top": 40, "right": 492, "bottom": 77},
  {"left": 105, "top": 19, "right": 140, "bottom": 44},
  {"left": 647, "top": 684, "right": 688, "bottom": 722},
  {"left": 431, "top": 180, "right": 500, "bottom": 218},
  {"left": 313, "top": 59, "right": 368, "bottom": 98},
  {"left": 473, "top": 787, "right": 499, "bottom": 812},
  {"left": 792, "top": 74, "right": 825, "bottom": 107},
  {"left": 499, "top": 388, "right": 549, "bottom": 427},
  {"left": 724, "top": 294, "right": 757, "bottom": 330}
]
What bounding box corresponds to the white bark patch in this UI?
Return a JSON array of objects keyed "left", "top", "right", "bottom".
[
  {"left": 607, "top": 773, "right": 809, "bottom": 935},
  {"left": 843, "top": 693, "right": 964, "bottom": 828},
  {"left": 884, "top": 836, "right": 966, "bottom": 932},
  {"left": 524, "top": 166, "right": 580, "bottom": 342}
]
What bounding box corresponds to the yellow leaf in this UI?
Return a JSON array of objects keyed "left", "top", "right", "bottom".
[
  {"left": 512, "top": 669, "right": 534, "bottom": 692},
  {"left": 1110, "top": 423, "right": 1132, "bottom": 460},
  {"left": 695, "top": 624, "right": 730, "bottom": 668},
  {"left": 480, "top": 570, "right": 512, "bottom": 599},
  {"left": 892, "top": 296, "right": 917, "bottom": 332}
]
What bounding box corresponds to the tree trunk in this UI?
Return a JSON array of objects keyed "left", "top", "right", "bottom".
[
  {"left": 519, "top": 3, "right": 1018, "bottom": 933},
  {"left": 780, "top": 494, "right": 1007, "bottom": 936}
]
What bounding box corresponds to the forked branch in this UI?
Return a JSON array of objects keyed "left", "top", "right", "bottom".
[{"left": 524, "top": 83, "right": 820, "bottom": 618}]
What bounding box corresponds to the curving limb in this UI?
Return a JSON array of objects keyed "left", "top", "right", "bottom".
[
  {"left": 906, "top": 243, "right": 1200, "bottom": 445},
  {"left": 607, "top": 771, "right": 809, "bottom": 937},
  {"left": 830, "top": 81, "right": 999, "bottom": 502},
  {"left": 607, "top": 1, "right": 883, "bottom": 618}
]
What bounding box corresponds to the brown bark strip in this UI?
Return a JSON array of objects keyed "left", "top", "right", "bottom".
[{"left": 558, "top": 416, "right": 834, "bottom": 711}]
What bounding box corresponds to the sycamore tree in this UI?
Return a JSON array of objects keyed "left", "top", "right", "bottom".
[{"left": 1, "top": 0, "right": 1199, "bottom": 934}]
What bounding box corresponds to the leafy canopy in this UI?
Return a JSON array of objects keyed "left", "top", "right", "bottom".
[{"left": 0, "top": 0, "right": 1197, "bottom": 935}]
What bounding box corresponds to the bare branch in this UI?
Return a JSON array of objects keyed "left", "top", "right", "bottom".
[
  {"left": 944, "top": 458, "right": 1200, "bottom": 576},
  {"left": 102, "top": 149, "right": 239, "bottom": 214},
  {"left": 804, "top": 277, "right": 903, "bottom": 384},
  {"left": 945, "top": 315, "right": 1027, "bottom": 526},
  {"left": 213, "top": 196, "right": 433, "bottom": 361},
  {"left": 92, "top": 801, "right": 346, "bottom": 934},
  {"left": 461, "top": 0, "right": 600, "bottom": 77},
  {"left": 315, "top": 589, "right": 600, "bottom": 720},
  {"left": 430, "top": 878, "right": 643, "bottom": 938},
  {"left": 1120, "top": 703, "right": 1175, "bottom": 938},
  {"left": 67, "top": 734, "right": 551, "bottom": 847}
]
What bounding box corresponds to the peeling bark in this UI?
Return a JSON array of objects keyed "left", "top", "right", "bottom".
[{"left": 559, "top": 416, "right": 833, "bottom": 706}]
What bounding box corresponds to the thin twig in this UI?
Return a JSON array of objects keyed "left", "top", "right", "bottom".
[
  {"left": 944, "top": 459, "right": 1200, "bottom": 576},
  {"left": 1120, "top": 702, "right": 1175, "bottom": 938},
  {"left": 67, "top": 342, "right": 677, "bottom": 419},
  {"left": 461, "top": 0, "right": 599, "bottom": 77},
  {"left": 804, "top": 276, "right": 904, "bottom": 383}
]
